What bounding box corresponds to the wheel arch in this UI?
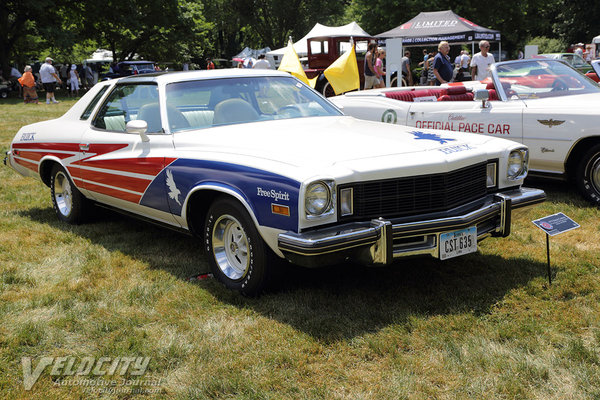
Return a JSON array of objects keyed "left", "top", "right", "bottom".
[
  {"left": 39, "top": 157, "right": 68, "bottom": 187},
  {"left": 183, "top": 184, "right": 260, "bottom": 237},
  {"left": 565, "top": 136, "right": 600, "bottom": 179}
]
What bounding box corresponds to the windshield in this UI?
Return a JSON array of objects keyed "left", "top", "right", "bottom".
[
  {"left": 165, "top": 76, "right": 341, "bottom": 132},
  {"left": 493, "top": 60, "right": 600, "bottom": 100}
]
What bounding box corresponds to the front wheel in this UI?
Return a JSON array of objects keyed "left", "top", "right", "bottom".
[
  {"left": 204, "top": 197, "right": 273, "bottom": 295},
  {"left": 321, "top": 81, "right": 335, "bottom": 97},
  {"left": 576, "top": 144, "right": 600, "bottom": 205},
  {"left": 50, "top": 164, "right": 89, "bottom": 224}
]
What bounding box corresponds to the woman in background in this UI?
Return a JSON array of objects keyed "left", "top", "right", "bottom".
[
  {"left": 69, "top": 64, "right": 80, "bottom": 97},
  {"left": 17, "top": 65, "right": 38, "bottom": 104}
]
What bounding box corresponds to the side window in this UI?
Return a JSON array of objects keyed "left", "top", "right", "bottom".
[
  {"left": 80, "top": 86, "right": 109, "bottom": 120},
  {"left": 92, "top": 83, "right": 161, "bottom": 133},
  {"left": 310, "top": 41, "right": 323, "bottom": 55}
]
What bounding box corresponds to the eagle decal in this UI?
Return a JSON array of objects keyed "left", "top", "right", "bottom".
[
  {"left": 166, "top": 169, "right": 181, "bottom": 206},
  {"left": 409, "top": 130, "right": 456, "bottom": 144},
  {"left": 537, "top": 119, "right": 565, "bottom": 128}
]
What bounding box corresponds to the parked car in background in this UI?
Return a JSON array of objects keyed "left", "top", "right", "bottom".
[
  {"left": 585, "top": 59, "right": 600, "bottom": 82},
  {"left": 101, "top": 61, "right": 156, "bottom": 80},
  {"left": 306, "top": 35, "right": 373, "bottom": 97},
  {"left": 330, "top": 58, "right": 600, "bottom": 205},
  {"left": 5, "top": 69, "right": 544, "bottom": 295},
  {"left": 539, "top": 53, "right": 593, "bottom": 73}
]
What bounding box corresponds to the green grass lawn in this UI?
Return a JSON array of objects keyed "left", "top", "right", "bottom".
[{"left": 1, "top": 92, "right": 600, "bottom": 399}]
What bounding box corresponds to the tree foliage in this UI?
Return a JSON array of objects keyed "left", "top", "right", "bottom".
[
  {"left": 527, "top": 36, "right": 568, "bottom": 53},
  {"left": 1, "top": 0, "right": 599, "bottom": 78}
]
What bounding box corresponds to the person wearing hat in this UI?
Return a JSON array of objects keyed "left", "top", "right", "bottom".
[
  {"left": 574, "top": 43, "right": 584, "bottom": 58},
  {"left": 69, "top": 64, "right": 80, "bottom": 97},
  {"left": 39, "top": 57, "right": 61, "bottom": 104}
]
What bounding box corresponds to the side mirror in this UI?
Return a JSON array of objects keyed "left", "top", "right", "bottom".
[
  {"left": 126, "top": 120, "right": 150, "bottom": 142},
  {"left": 473, "top": 89, "right": 490, "bottom": 108}
]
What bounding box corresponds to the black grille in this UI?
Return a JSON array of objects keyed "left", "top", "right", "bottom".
[{"left": 340, "top": 163, "right": 488, "bottom": 220}]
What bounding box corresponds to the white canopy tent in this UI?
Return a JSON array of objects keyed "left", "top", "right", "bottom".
[
  {"left": 593, "top": 35, "right": 600, "bottom": 44},
  {"left": 266, "top": 21, "right": 371, "bottom": 67}
]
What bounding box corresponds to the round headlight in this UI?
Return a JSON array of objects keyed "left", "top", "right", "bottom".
[
  {"left": 507, "top": 150, "right": 525, "bottom": 179},
  {"left": 305, "top": 182, "right": 331, "bottom": 216}
]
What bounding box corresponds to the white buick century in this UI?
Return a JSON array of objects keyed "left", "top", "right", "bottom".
[{"left": 5, "top": 69, "right": 545, "bottom": 295}]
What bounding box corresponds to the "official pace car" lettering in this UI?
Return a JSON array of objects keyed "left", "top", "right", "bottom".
[
  {"left": 415, "top": 120, "right": 511, "bottom": 135},
  {"left": 257, "top": 187, "right": 290, "bottom": 202}
]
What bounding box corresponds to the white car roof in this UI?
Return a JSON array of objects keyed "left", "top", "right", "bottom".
[{"left": 118, "top": 68, "right": 291, "bottom": 85}]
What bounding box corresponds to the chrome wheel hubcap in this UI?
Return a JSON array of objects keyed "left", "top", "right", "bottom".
[
  {"left": 212, "top": 215, "right": 249, "bottom": 280},
  {"left": 54, "top": 172, "right": 72, "bottom": 216}
]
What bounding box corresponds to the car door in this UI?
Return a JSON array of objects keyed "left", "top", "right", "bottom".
[
  {"left": 404, "top": 98, "right": 524, "bottom": 142},
  {"left": 78, "top": 82, "right": 179, "bottom": 226}
]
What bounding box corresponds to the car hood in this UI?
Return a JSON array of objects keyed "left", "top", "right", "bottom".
[
  {"left": 173, "top": 116, "right": 511, "bottom": 182},
  {"left": 522, "top": 92, "right": 600, "bottom": 109}
]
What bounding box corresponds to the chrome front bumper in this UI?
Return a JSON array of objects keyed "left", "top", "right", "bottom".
[{"left": 278, "top": 187, "right": 545, "bottom": 267}]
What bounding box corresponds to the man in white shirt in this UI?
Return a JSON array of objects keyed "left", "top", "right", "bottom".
[
  {"left": 470, "top": 40, "right": 495, "bottom": 81},
  {"left": 460, "top": 51, "right": 470, "bottom": 70},
  {"left": 253, "top": 54, "right": 271, "bottom": 69},
  {"left": 39, "top": 57, "right": 62, "bottom": 104}
]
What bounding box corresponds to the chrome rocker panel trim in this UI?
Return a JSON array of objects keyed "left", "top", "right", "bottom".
[{"left": 277, "top": 187, "right": 545, "bottom": 267}]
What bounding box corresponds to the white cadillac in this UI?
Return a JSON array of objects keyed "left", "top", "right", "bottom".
[
  {"left": 5, "top": 69, "right": 545, "bottom": 295},
  {"left": 331, "top": 59, "right": 600, "bottom": 205}
]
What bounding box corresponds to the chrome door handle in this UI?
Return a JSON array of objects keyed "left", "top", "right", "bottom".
[{"left": 79, "top": 143, "right": 90, "bottom": 151}]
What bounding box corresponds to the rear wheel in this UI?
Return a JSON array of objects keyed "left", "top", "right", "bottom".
[
  {"left": 204, "top": 197, "right": 274, "bottom": 295},
  {"left": 50, "top": 164, "right": 89, "bottom": 224},
  {"left": 576, "top": 144, "right": 600, "bottom": 205}
]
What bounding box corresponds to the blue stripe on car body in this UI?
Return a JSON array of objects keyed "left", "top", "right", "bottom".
[{"left": 140, "top": 159, "right": 301, "bottom": 232}]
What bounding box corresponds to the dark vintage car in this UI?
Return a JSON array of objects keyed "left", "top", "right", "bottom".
[{"left": 101, "top": 61, "right": 156, "bottom": 80}]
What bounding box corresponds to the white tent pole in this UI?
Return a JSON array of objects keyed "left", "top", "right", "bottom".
[
  {"left": 472, "top": 42, "right": 475, "bottom": 56},
  {"left": 499, "top": 42, "right": 502, "bottom": 61}
]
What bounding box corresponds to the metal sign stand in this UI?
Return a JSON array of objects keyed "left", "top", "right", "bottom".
[
  {"left": 532, "top": 212, "right": 580, "bottom": 287},
  {"left": 546, "top": 233, "right": 551, "bottom": 285}
]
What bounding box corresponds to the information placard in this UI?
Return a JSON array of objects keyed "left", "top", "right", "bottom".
[{"left": 532, "top": 212, "right": 580, "bottom": 236}]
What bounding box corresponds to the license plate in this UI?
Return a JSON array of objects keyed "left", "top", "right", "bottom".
[{"left": 440, "top": 226, "right": 477, "bottom": 260}]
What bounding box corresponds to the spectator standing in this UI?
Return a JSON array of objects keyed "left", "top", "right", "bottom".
[
  {"left": 375, "top": 48, "right": 386, "bottom": 88},
  {"left": 470, "top": 40, "right": 495, "bottom": 81},
  {"left": 574, "top": 43, "right": 584, "bottom": 57},
  {"left": 457, "top": 50, "right": 470, "bottom": 81},
  {"left": 17, "top": 65, "right": 38, "bottom": 104},
  {"left": 454, "top": 51, "right": 463, "bottom": 67},
  {"left": 84, "top": 64, "right": 94, "bottom": 88},
  {"left": 59, "top": 64, "right": 68, "bottom": 89},
  {"left": 433, "top": 42, "right": 453, "bottom": 85},
  {"left": 401, "top": 50, "right": 412, "bottom": 86},
  {"left": 426, "top": 52, "right": 436, "bottom": 86},
  {"left": 69, "top": 64, "right": 80, "bottom": 97},
  {"left": 39, "top": 57, "right": 61, "bottom": 104},
  {"left": 206, "top": 58, "right": 215, "bottom": 70},
  {"left": 363, "top": 43, "right": 378, "bottom": 89},
  {"left": 253, "top": 54, "right": 271, "bottom": 69}
]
